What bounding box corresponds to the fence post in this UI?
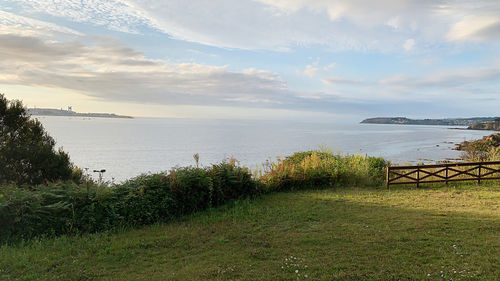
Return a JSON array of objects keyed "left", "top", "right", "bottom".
[
  {"left": 386, "top": 165, "right": 390, "bottom": 189},
  {"left": 445, "top": 166, "right": 449, "bottom": 185},
  {"left": 478, "top": 164, "right": 481, "bottom": 185},
  {"left": 416, "top": 167, "right": 420, "bottom": 188}
]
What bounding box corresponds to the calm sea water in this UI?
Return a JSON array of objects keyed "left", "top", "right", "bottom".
[{"left": 37, "top": 116, "right": 494, "bottom": 182}]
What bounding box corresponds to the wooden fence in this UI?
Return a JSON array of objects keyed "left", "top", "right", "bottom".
[{"left": 386, "top": 161, "right": 500, "bottom": 188}]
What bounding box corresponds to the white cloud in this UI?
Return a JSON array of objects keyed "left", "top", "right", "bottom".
[
  {"left": 322, "top": 75, "right": 366, "bottom": 86},
  {"left": 447, "top": 15, "right": 500, "bottom": 41},
  {"left": 0, "top": 10, "right": 82, "bottom": 36},
  {"left": 323, "top": 63, "right": 336, "bottom": 71},
  {"left": 303, "top": 64, "right": 319, "bottom": 77},
  {"left": 0, "top": 32, "right": 398, "bottom": 116},
  {"left": 2, "top": 0, "right": 500, "bottom": 118},
  {"left": 386, "top": 16, "right": 401, "bottom": 29},
  {"left": 321, "top": 65, "right": 500, "bottom": 103},
  {"left": 380, "top": 67, "right": 500, "bottom": 89},
  {"left": 0, "top": 34, "right": 301, "bottom": 108},
  {"left": 11, "top": 0, "right": 155, "bottom": 34},
  {"left": 9, "top": 0, "right": 500, "bottom": 51},
  {"left": 403, "top": 38, "right": 415, "bottom": 51}
]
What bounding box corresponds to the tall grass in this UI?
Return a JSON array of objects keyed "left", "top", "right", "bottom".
[{"left": 260, "top": 149, "right": 387, "bottom": 191}]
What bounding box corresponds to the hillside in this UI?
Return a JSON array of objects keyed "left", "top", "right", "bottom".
[
  {"left": 361, "top": 117, "right": 497, "bottom": 126},
  {"left": 2, "top": 185, "right": 499, "bottom": 280},
  {"left": 28, "top": 108, "right": 133, "bottom": 119}
]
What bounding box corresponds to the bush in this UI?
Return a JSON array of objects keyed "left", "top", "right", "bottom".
[
  {"left": 0, "top": 150, "right": 388, "bottom": 242},
  {"left": 208, "top": 159, "right": 257, "bottom": 206},
  {"left": 169, "top": 167, "right": 211, "bottom": 214},
  {"left": 0, "top": 159, "right": 259, "bottom": 242},
  {"left": 113, "top": 173, "right": 175, "bottom": 226},
  {"left": 260, "top": 150, "right": 388, "bottom": 192},
  {"left": 0, "top": 183, "right": 78, "bottom": 240},
  {"left": 0, "top": 94, "right": 75, "bottom": 185}
]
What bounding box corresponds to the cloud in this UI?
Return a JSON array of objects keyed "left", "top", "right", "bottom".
[
  {"left": 323, "top": 63, "right": 336, "bottom": 71},
  {"left": 303, "top": 64, "right": 319, "bottom": 77},
  {"left": 1, "top": 33, "right": 433, "bottom": 117},
  {"left": 8, "top": 0, "right": 500, "bottom": 51},
  {"left": 322, "top": 75, "right": 366, "bottom": 86},
  {"left": 0, "top": 34, "right": 304, "bottom": 108},
  {"left": 403, "top": 38, "right": 415, "bottom": 51},
  {"left": 2, "top": 1, "right": 500, "bottom": 118},
  {"left": 9, "top": 0, "right": 155, "bottom": 34},
  {"left": 447, "top": 15, "right": 500, "bottom": 41},
  {"left": 379, "top": 67, "right": 500, "bottom": 89},
  {"left": 319, "top": 65, "right": 500, "bottom": 105},
  {"left": 0, "top": 10, "right": 82, "bottom": 36}
]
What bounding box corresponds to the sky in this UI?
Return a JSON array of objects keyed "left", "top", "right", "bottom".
[{"left": 0, "top": 0, "right": 499, "bottom": 121}]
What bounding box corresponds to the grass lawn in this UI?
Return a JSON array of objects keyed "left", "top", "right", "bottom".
[{"left": 1, "top": 184, "right": 500, "bottom": 280}]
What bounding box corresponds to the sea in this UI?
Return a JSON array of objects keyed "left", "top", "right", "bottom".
[{"left": 37, "top": 116, "right": 495, "bottom": 183}]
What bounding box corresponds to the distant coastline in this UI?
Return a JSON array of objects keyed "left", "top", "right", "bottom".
[
  {"left": 361, "top": 117, "right": 498, "bottom": 128},
  {"left": 28, "top": 108, "right": 133, "bottom": 119}
]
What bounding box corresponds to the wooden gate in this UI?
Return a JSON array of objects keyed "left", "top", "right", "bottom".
[{"left": 386, "top": 161, "right": 500, "bottom": 188}]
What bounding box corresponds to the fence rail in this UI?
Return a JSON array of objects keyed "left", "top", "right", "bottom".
[{"left": 386, "top": 161, "right": 500, "bottom": 188}]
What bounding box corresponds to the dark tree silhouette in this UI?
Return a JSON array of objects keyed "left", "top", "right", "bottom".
[{"left": 0, "top": 94, "right": 74, "bottom": 185}]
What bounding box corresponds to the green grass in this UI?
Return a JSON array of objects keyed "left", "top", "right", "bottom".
[{"left": 1, "top": 184, "right": 500, "bottom": 280}]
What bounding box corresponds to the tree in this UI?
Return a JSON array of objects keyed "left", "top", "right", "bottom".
[{"left": 0, "top": 94, "right": 74, "bottom": 185}]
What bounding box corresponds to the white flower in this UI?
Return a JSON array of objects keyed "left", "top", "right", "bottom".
[{"left": 295, "top": 270, "right": 299, "bottom": 273}]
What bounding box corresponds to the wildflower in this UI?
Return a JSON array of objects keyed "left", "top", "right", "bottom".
[{"left": 295, "top": 270, "right": 299, "bottom": 273}]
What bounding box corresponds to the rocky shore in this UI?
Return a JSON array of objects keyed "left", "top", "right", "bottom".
[{"left": 454, "top": 132, "right": 500, "bottom": 151}]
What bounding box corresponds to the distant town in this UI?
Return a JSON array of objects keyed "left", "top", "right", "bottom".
[
  {"left": 361, "top": 117, "right": 499, "bottom": 130},
  {"left": 361, "top": 117, "right": 498, "bottom": 126},
  {"left": 28, "top": 106, "right": 133, "bottom": 119}
]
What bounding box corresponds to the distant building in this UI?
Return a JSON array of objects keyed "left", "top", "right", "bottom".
[{"left": 68, "top": 106, "right": 73, "bottom": 112}]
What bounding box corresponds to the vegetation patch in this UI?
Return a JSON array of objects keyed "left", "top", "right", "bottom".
[
  {"left": 0, "top": 151, "right": 386, "bottom": 242},
  {"left": 455, "top": 133, "right": 500, "bottom": 161}
]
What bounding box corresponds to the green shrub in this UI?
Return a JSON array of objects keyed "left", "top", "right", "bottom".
[
  {"left": 0, "top": 160, "right": 260, "bottom": 242},
  {"left": 169, "top": 167, "right": 211, "bottom": 214},
  {"left": 208, "top": 159, "right": 257, "bottom": 206},
  {"left": 0, "top": 151, "right": 388, "bottom": 243},
  {"left": 0, "top": 94, "right": 75, "bottom": 185},
  {"left": 0, "top": 183, "right": 78, "bottom": 240},
  {"left": 260, "top": 150, "right": 388, "bottom": 191},
  {"left": 114, "top": 173, "right": 175, "bottom": 225}
]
